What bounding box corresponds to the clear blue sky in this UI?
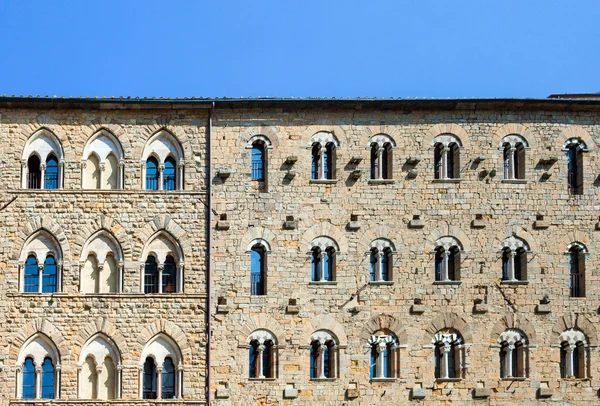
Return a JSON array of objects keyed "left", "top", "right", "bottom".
[{"left": 1, "top": 1, "right": 598, "bottom": 98}]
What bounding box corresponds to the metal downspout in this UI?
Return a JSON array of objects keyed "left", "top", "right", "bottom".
[{"left": 206, "top": 102, "right": 215, "bottom": 404}]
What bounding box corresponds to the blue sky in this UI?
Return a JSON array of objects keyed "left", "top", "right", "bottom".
[{"left": 0, "top": 1, "right": 598, "bottom": 98}]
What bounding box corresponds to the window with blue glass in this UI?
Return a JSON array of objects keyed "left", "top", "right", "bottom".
[
  {"left": 146, "top": 157, "right": 159, "bottom": 190},
  {"left": 162, "top": 357, "right": 175, "bottom": 399},
  {"left": 369, "top": 334, "right": 397, "bottom": 379},
  {"left": 251, "top": 143, "right": 265, "bottom": 181},
  {"left": 41, "top": 256, "right": 57, "bottom": 293},
  {"left": 41, "top": 357, "right": 55, "bottom": 399},
  {"left": 44, "top": 155, "right": 59, "bottom": 189},
  {"left": 309, "top": 334, "right": 337, "bottom": 379},
  {"left": 434, "top": 247, "right": 444, "bottom": 281},
  {"left": 311, "top": 248, "right": 321, "bottom": 281},
  {"left": 250, "top": 245, "right": 266, "bottom": 296},
  {"left": 24, "top": 255, "right": 39, "bottom": 293},
  {"left": 370, "top": 247, "right": 392, "bottom": 282},
  {"left": 143, "top": 357, "right": 157, "bottom": 399},
  {"left": 163, "top": 157, "right": 176, "bottom": 191},
  {"left": 311, "top": 143, "right": 320, "bottom": 180},
  {"left": 323, "top": 143, "right": 335, "bottom": 179},
  {"left": 433, "top": 331, "right": 463, "bottom": 380},
  {"left": 22, "top": 357, "right": 35, "bottom": 399},
  {"left": 144, "top": 256, "right": 159, "bottom": 294}
]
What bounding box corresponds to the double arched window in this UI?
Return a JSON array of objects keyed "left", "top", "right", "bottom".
[
  {"left": 500, "top": 237, "right": 529, "bottom": 282},
  {"left": 501, "top": 135, "right": 528, "bottom": 180},
  {"left": 17, "top": 334, "right": 60, "bottom": 400},
  {"left": 434, "top": 237, "right": 462, "bottom": 282},
  {"left": 80, "top": 230, "right": 124, "bottom": 294},
  {"left": 567, "top": 242, "right": 586, "bottom": 298},
  {"left": 22, "top": 128, "right": 64, "bottom": 190},
  {"left": 560, "top": 329, "right": 588, "bottom": 379},
  {"left": 140, "top": 333, "right": 183, "bottom": 399},
  {"left": 433, "top": 330, "right": 464, "bottom": 380},
  {"left": 82, "top": 130, "right": 124, "bottom": 189},
  {"left": 248, "top": 330, "right": 277, "bottom": 379},
  {"left": 433, "top": 134, "right": 461, "bottom": 180},
  {"left": 78, "top": 334, "right": 122, "bottom": 399},
  {"left": 249, "top": 239, "right": 270, "bottom": 296},
  {"left": 142, "top": 130, "right": 184, "bottom": 191},
  {"left": 498, "top": 329, "right": 528, "bottom": 379},
  {"left": 141, "top": 232, "right": 184, "bottom": 294},
  {"left": 21, "top": 230, "right": 62, "bottom": 293},
  {"left": 369, "top": 134, "right": 395, "bottom": 180},
  {"left": 310, "top": 132, "right": 339, "bottom": 181},
  {"left": 368, "top": 332, "right": 399, "bottom": 379},
  {"left": 310, "top": 331, "right": 339, "bottom": 379},
  {"left": 563, "top": 138, "right": 586, "bottom": 196},
  {"left": 369, "top": 239, "right": 395, "bottom": 282},
  {"left": 310, "top": 237, "right": 338, "bottom": 282}
]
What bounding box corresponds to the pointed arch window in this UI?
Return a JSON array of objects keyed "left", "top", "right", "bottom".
[
  {"left": 161, "top": 357, "right": 175, "bottom": 398},
  {"left": 142, "top": 130, "right": 185, "bottom": 191},
  {"left": 146, "top": 157, "right": 159, "bottom": 190},
  {"left": 82, "top": 129, "right": 124, "bottom": 189},
  {"left": 17, "top": 334, "right": 60, "bottom": 400},
  {"left": 41, "top": 358, "right": 56, "bottom": 399},
  {"left": 22, "top": 128, "right": 64, "bottom": 190},
  {"left": 142, "top": 358, "right": 157, "bottom": 399},
  {"left": 80, "top": 230, "right": 124, "bottom": 294},
  {"left": 44, "top": 155, "right": 58, "bottom": 189},
  {"left": 24, "top": 255, "right": 39, "bottom": 293},
  {"left": 22, "top": 358, "right": 35, "bottom": 399},
  {"left": 140, "top": 334, "right": 183, "bottom": 399},
  {"left": 27, "top": 155, "right": 42, "bottom": 189},
  {"left": 42, "top": 256, "right": 57, "bottom": 293},
  {"left": 20, "top": 230, "right": 63, "bottom": 294},
  {"left": 163, "top": 157, "right": 176, "bottom": 191},
  {"left": 162, "top": 255, "right": 177, "bottom": 293},
  {"left": 77, "top": 334, "right": 121, "bottom": 400},
  {"left": 141, "top": 232, "right": 184, "bottom": 294}
]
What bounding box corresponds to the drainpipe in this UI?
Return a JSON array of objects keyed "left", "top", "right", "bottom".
[{"left": 206, "top": 102, "right": 215, "bottom": 404}]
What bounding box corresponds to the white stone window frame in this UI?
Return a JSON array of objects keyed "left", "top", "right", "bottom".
[
  {"left": 432, "top": 331, "right": 465, "bottom": 380},
  {"left": 247, "top": 329, "right": 278, "bottom": 380},
  {"left": 80, "top": 230, "right": 124, "bottom": 294},
  {"left": 562, "top": 138, "right": 588, "bottom": 152},
  {"left": 16, "top": 333, "right": 61, "bottom": 400},
  {"left": 433, "top": 236, "right": 463, "bottom": 282},
  {"left": 138, "top": 333, "right": 183, "bottom": 399},
  {"left": 559, "top": 328, "right": 589, "bottom": 379},
  {"left": 140, "top": 231, "right": 184, "bottom": 294},
  {"left": 500, "top": 135, "right": 529, "bottom": 180},
  {"left": 21, "top": 128, "right": 65, "bottom": 189},
  {"left": 499, "top": 236, "right": 530, "bottom": 282},
  {"left": 19, "top": 230, "right": 63, "bottom": 293},
  {"left": 497, "top": 329, "right": 528, "bottom": 379},
  {"left": 309, "top": 330, "right": 339, "bottom": 380},
  {"left": 141, "top": 130, "right": 185, "bottom": 191},
  {"left": 310, "top": 236, "right": 340, "bottom": 282},
  {"left": 77, "top": 333, "right": 122, "bottom": 400},
  {"left": 368, "top": 134, "right": 396, "bottom": 180},
  {"left": 432, "top": 134, "right": 462, "bottom": 180},
  {"left": 367, "top": 333, "right": 400, "bottom": 379},
  {"left": 81, "top": 130, "right": 125, "bottom": 190},
  {"left": 308, "top": 132, "right": 340, "bottom": 181},
  {"left": 367, "top": 238, "right": 396, "bottom": 283}
]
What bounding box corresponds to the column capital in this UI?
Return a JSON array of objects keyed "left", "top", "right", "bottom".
[
  {"left": 99, "top": 162, "right": 106, "bottom": 171},
  {"left": 158, "top": 164, "right": 165, "bottom": 172}
]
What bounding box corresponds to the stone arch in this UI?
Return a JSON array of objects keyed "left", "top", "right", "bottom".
[
  {"left": 360, "top": 314, "right": 407, "bottom": 345},
  {"left": 300, "top": 222, "right": 348, "bottom": 253},
  {"left": 423, "top": 224, "right": 471, "bottom": 254},
  {"left": 424, "top": 313, "right": 473, "bottom": 343},
  {"left": 424, "top": 123, "right": 470, "bottom": 149},
  {"left": 238, "top": 314, "right": 285, "bottom": 346},
  {"left": 493, "top": 225, "right": 538, "bottom": 254},
  {"left": 299, "top": 315, "right": 348, "bottom": 347},
  {"left": 9, "top": 319, "right": 68, "bottom": 364},
  {"left": 72, "top": 216, "right": 132, "bottom": 262},
  {"left": 362, "top": 125, "right": 402, "bottom": 148},
  {"left": 136, "top": 319, "right": 193, "bottom": 364},
  {"left": 134, "top": 122, "right": 193, "bottom": 165},
  {"left": 357, "top": 224, "right": 402, "bottom": 253},
  {"left": 14, "top": 215, "right": 71, "bottom": 262},
  {"left": 239, "top": 126, "right": 280, "bottom": 149},
  {"left": 240, "top": 226, "right": 278, "bottom": 253},
  {"left": 81, "top": 128, "right": 125, "bottom": 162},
  {"left": 556, "top": 229, "right": 593, "bottom": 254},
  {"left": 17, "top": 119, "right": 75, "bottom": 162},
  {"left": 557, "top": 125, "right": 595, "bottom": 151},
  {"left": 301, "top": 125, "right": 347, "bottom": 148},
  {"left": 132, "top": 215, "right": 192, "bottom": 262},
  {"left": 80, "top": 117, "right": 132, "bottom": 159},
  {"left": 72, "top": 318, "right": 127, "bottom": 362},
  {"left": 552, "top": 314, "right": 597, "bottom": 345},
  {"left": 492, "top": 123, "right": 535, "bottom": 148},
  {"left": 490, "top": 315, "right": 537, "bottom": 345}
]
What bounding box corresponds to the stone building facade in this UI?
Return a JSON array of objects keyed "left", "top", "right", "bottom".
[{"left": 1, "top": 97, "right": 600, "bottom": 405}]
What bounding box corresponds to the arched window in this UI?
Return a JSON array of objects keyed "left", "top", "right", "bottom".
[
  {"left": 142, "top": 129, "right": 184, "bottom": 191},
  {"left": 17, "top": 333, "right": 60, "bottom": 400},
  {"left": 78, "top": 334, "right": 121, "bottom": 400},
  {"left": 560, "top": 329, "right": 588, "bottom": 379},
  {"left": 434, "top": 237, "right": 461, "bottom": 282},
  {"left": 369, "top": 134, "right": 395, "bottom": 180},
  {"left": 501, "top": 135, "right": 528, "bottom": 180},
  {"left": 311, "top": 247, "right": 322, "bottom": 282},
  {"left": 20, "top": 230, "right": 62, "bottom": 294},
  {"left": 433, "top": 330, "right": 463, "bottom": 380},
  {"left": 163, "top": 157, "right": 176, "bottom": 191},
  {"left": 22, "top": 128, "right": 64, "bottom": 190},
  {"left": 564, "top": 138, "right": 585, "bottom": 195},
  {"left": 248, "top": 330, "right": 277, "bottom": 379},
  {"left": 140, "top": 333, "right": 183, "bottom": 399},
  {"left": 80, "top": 230, "right": 123, "bottom": 294},
  {"left": 369, "top": 239, "right": 395, "bottom": 282},
  {"left": 568, "top": 243, "right": 586, "bottom": 297},
  {"left": 498, "top": 330, "right": 528, "bottom": 379},
  {"left": 368, "top": 332, "right": 399, "bottom": 379},
  {"left": 86, "top": 154, "right": 101, "bottom": 189},
  {"left": 145, "top": 157, "right": 159, "bottom": 191},
  {"left": 250, "top": 245, "right": 266, "bottom": 296},
  {"left": 309, "top": 132, "right": 339, "bottom": 181},
  {"left": 500, "top": 237, "right": 529, "bottom": 282},
  {"left": 82, "top": 130, "right": 124, "bottom": 189},
  {"left": 310, "top": 331, "right": 339, "bottom": 379},
  {"left": 251, "top": 143, "right": 265, "bottom": 181},
  {"left": 433, "top": 134, "right": 461, "bottom": 180},
  {"left": 310, "top": 237, "right": 338, "bottom": 282},
  {"left": 141, "top": 231, "right": 184, "bottom": 294}
]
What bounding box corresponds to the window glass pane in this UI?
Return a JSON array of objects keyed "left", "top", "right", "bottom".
[
  {"left": 22, "top": 358, "right": 35, "bottom": 399},
  {"left": 143, "top": 358, "right": 157, "bottom": 399},
  {"left": 24, "top": 255, "right": 39, "bottom": 293},
  {"left": 250, "top": 248, "right": 264, "bottom": 296},
  {"left": 311, "top": 144, "right": 320, "bottom": 180},
  {"left": 163, "top": 256, "right": 177, "bottom": 293},
  {"left": 251, "top": 145, "right": 264, "bottom": 180},
  {"left": 323, "top": 251, "right": 330, "bottom": 281},
  {"left": 249, "top": 343, "right": 258, "bottom": 378},
  {"left": 311, "top": 249, "right": 320, "bottom": 281},
  {"left": 370, "top": 345, "right": 377, "bottom": 378},
  {"left": 162, "top": 358, "right": 175, "bottom": 399},
  {"left": 41, "top": 358, "right": 55, "bottom": 399},
  {"left": 435, "top": 249, "right": 443, "bottom": 281},
  {"left": 146, "top": 158, "right": 159, "bottom": 190},
  {"left": 42, "top": 256, "right": 57, "bottom": 293},
  {"left": 323, "top": 345, "right": 330, "bottom": 378},
  {"left": 310, "top": 343, "right": 318, "bottom": 379},
  {"left": 382, "top": 346, "right": 389, "bottom": 378},
  {"left": 144, "top": 256, "right": 159, "bottom": 294},
  {"left": 163, "top": 157, "right": 176, "bottom": 190},
  {"left": 262, "top": 342, "right": 271, "bottom": 378},
  {"left": 369, "top": 250, "right": 377, "bottom": 282},
  {"left": 45, "top": 155, "right": 59, "bottom": 189}
]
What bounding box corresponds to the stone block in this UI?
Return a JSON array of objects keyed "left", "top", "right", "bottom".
[
  {"left": 346, "top": 388, "right": 359, "bottom": 399},
  {"left": 473, "top": 303, "right": 488, "bottom": 313},
  {"left": 473, "top": 387, "right": 490, "bottom": 398},
  {"left": 411, "top": 304, "right": 426, "bottom": 314},
  {"left": 283, "top": 387, "right": 298, "bottom": 399},
  {"left": 216, "top": 387, "right": 230, "bottom": 399},
  {"left": 412, "top": 387, "right": 426, "bottom": 399},
  {"left": 536, "top": 304, "right": 551, "bottom": 314},
  {"left": 537, "top": 387, "right": 553, "bottom": 398}
]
